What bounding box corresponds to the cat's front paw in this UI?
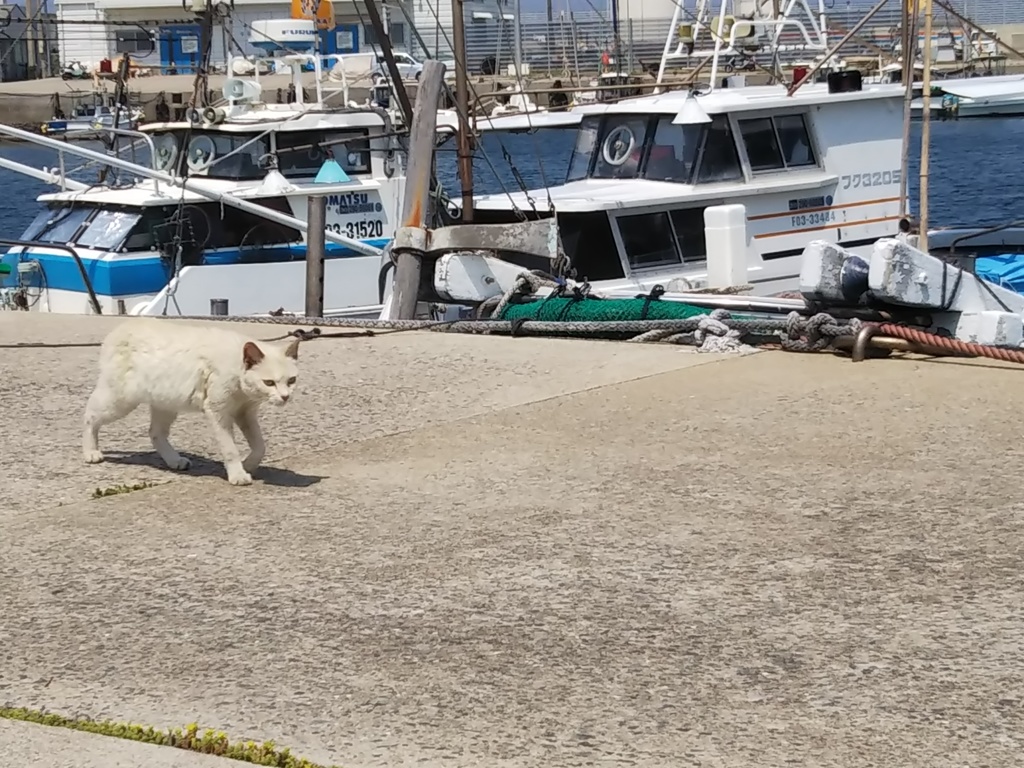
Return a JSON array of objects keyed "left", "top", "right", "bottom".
[
  {"left": 165, "top": 456, "right": 191, "bottom": 471},
  {"left": 83, "top": 450, "right": 104, "bottom": 464},
  {"left": 227, "top": 470, "right": 253, "bottom": 486}
]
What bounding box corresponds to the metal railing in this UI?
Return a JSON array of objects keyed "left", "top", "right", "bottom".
[{"left": 409, "top": 5, "right": 1024, "bottom": 78}]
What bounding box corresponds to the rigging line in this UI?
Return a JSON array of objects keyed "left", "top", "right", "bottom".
[
  {"left": 415, "top": 0, "right": 537, "bottom": 212},
  {"left": 579, "top": 0, "right": 786, "bottom": 86},
  {"left": 387, "top": 0, "right": 524, "bottom": 204},
  {"left": 485, "top": 0, "right": 555, "bottom": 213},
  {"left": 372, "top": 1, "right": 484, "bottom": 223},
  {"left": 349, "top": 0, "right": 458, "bottom": 221}
]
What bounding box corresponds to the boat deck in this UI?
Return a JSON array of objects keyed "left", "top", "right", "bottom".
[{"left": 2, "top": 312, "right": 1023, "bottom": 767}]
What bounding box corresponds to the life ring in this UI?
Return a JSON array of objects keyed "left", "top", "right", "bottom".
[{"left": 601, "top": 124, "right": 635, "bottom": 167}]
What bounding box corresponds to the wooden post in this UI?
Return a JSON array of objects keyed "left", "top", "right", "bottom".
[
  {"left": 920, "top": 0, "right": 932, "bottom": 253},
  {"left": 386, "top": 59, "right": 446, "bottom": 321},
  {"left": 305, "top": 195, "right": 326, "bottom": 318}
]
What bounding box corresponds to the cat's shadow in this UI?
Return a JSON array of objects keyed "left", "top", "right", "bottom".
[{"left": 102, "top": 452, "right": 324, "bottom": 488}]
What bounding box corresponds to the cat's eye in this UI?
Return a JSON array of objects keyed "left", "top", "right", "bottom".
[
  {"left": 287, "top": 377, "right": 297, "bottom": 385},
  {"left": 262, "top": 379, "right": 275, "bottom": 387}
]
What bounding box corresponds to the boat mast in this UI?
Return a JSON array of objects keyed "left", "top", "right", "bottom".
[
  {"left": 898, "top": 0, "right": 919, "bottom": 218},
  {"left": 364, "top": 0, "right": 414, "bottom": 124},
  {"left": 192, "top": 0, "right": 216, "bottom": 108},
  {"left": 451, "top": 0, "right": 475, "bottom": 222},
  {"left": 919, "top": 0, "right": 933, "bottom": 252}
]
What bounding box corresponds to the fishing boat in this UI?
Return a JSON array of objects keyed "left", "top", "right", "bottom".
[
  {"left": 437, "top": 0, "right": 910, "bottom": 298},
  {"left": 430, "top": 0, "right": 1024, "bottom": 306},
  {"left": 912, "top": 75, "right": 1024, "bottom": 119},
  {"left": 0, "top": 19, "right": 410, "bottom": 318},
  {"left": 41, "top": 91, "right": 146, "bottom": 137}
]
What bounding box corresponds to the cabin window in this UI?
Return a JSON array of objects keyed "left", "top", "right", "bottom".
[
  {"left": 775, "top": 114, "right": 815, "bottom": 167},
  {"left": 184, "top": 131, "right": 270, "bottom": 179},
  {"left": 558, "top": 211, "right": 624, "bottom": 281},
  {"left": 738, "top": 117, "right": 784, "bottom": 171},
  {"left": 643, "top": 117, "right": 703, "bottom": 183},
  {"left": 76, "top": 210, "right": 141, "bottom": 251},
  {"left": 276, "top": 130, "right": 371, "bottom": 178},
  {"left": 738, "top": 114, "right": 815, "bottom": 172},
  {"left": 669, "top": 208, "right": 708, "bottom": 263},
  {"left": 695, "top": 115, "right": 743, "bottom": 183},
  {"left": 593, "top": 116, "right": 649, "bottom": 180},
  {"left": 23, "top": 206, "right": 93, "bottom": 244},
  {"left": 17, "top": 208, "right": 56, "bottom": 242},
  {"left": 566, "top": 117, "right": 599, "bottom": 182},
  {"left": 617, "top": 211, "right": 681, "bottom": 270}
]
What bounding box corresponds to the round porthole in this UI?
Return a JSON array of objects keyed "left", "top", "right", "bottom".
[
  {"left": 153, "top": 134, "right": 179, "bottom": 172},
  {"left": 601, "top": 124, "right": 635, "bottom": 167},
  {"left": 186, "top": 135, "right": 217, "bottom": 172}
]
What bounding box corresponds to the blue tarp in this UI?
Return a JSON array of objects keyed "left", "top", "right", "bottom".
[{"left": 975, "top": 254, "right": 1024, "bottom": 295}]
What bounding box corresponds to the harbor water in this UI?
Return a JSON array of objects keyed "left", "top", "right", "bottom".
[{"left": 2, "top": 118, "right": 1023, "bottom": 241}]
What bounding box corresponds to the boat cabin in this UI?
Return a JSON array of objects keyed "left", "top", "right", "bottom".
[{"left": 474, "top": 79, "right": 906, "bottom": 294}]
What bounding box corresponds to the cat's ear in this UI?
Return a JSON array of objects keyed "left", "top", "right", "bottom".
[
  {"left": 284, "top": 339, "right": 300, "bottom": 360},
  {"left": 243, "top": 341, "right": 265, "bottom": 369}
]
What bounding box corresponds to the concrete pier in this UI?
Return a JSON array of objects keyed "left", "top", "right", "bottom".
[{"left": 1, "top": 312, "right": 1022, "bottom": 767}]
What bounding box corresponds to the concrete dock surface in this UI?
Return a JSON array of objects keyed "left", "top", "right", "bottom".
[{"left": 1, "top": 312, "right": 1023, "bottom": 767}]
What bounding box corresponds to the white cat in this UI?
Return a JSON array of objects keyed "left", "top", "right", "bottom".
[{"left": 82, "top": 319, "right": 300, "bottom": 486}]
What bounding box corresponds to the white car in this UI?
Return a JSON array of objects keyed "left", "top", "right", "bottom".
[
  {"left": 371, "top": 52, "right": 458, "bottom": 82},
  {"left": 372, "top": 51, "right": 422, "bottom": 82}
]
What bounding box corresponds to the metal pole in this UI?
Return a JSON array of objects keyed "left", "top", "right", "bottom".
[
  {"left": 364, "top": 0, "right": 414, "bottom": 125},
  {"left": 787, "top": 0, "right": 890, "bottom": 97},
  {"left": 899, "top": 0, "right": 920, "bottom": 217},
  {"left": 919, "top": 0, "right": 933, "bottom": 253},
  {"left": 451, "top": 0, "right": 474, "bottom": 222},
  {"left": 305, "top": 196, "right": 326, "bottom": 318},
  {"left": 387, "top": 59, "right": 446, "bottom": 320},
  {"left": 514, "top": 0, "right": 523, "bottom": 77},
  {"left": 933, "top": 0, "right": 1024, "bottom": 61},
  {"left": 25, "top": 0, "right": 37, "bottom": 77},
  {"left": 610, "top": 0, "right": 621, "bottom": 73}
]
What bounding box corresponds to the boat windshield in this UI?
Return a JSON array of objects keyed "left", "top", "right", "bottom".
[
  {"left": 76, "top": 210, "right": 142, "bottom": 251},
  {"left": 149, "top": 129, "right": 272, "bottom": 179},
  {"left": 566, "top": 119, "right": 599, "bottom": 182},
  {"left": 565, "top": 114, "right": 742, "bottom": 185},
  {"left": 17, "top": 206, "right": 145, "bottom": 251},
  {"left": 17, "top": 205, "right": 93, "bottom": 244}
]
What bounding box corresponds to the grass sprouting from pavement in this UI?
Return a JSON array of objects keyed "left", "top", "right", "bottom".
[{"left": 0, "top": 707, "right": 338, "bottom": 768}]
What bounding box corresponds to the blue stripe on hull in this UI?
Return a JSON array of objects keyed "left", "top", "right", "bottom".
[{"left": 1, "top": 239, "right": 390, "bottom": 296}]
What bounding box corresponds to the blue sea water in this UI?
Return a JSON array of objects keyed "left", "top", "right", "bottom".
[{"left": 2, "top": 117, "right": 1023, "bottom": 241}]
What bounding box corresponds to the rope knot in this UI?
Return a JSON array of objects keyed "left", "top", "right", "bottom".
[
  {"left": 783, "top": 311, "right": 851, "bottom": 352},
  {"left": 694, "top": 309, "right": 753, "bottom": 354}
]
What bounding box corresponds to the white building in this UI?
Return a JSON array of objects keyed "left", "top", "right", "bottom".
[
  {"left": 53, "top": 0, "right": 421, "bottom": 71},
  {"left": 52, "top": 0, "right": 631, "bottom": 77}
]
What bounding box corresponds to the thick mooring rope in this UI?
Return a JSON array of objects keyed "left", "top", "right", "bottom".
[
  {"left": 153, "top": 271, "right": 863, "bottom": 354},
  {"left": 875, "top": 322, "right": 1024, "bottom": 365},
  {"left": 157, "top": 310, "right": 861, "bottom": 354}
]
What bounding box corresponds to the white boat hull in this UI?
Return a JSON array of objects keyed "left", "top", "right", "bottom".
[
  {"left": 911, "top": 97, "right": 1024, "bottom": 118},
  {"left": 0, "top": 246, "right": 388, "bottom": 318}
]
